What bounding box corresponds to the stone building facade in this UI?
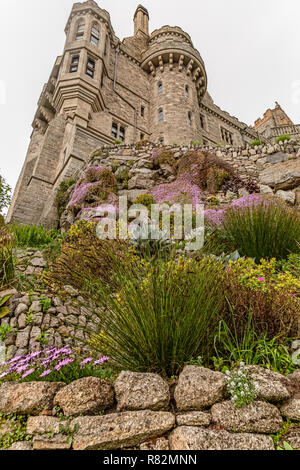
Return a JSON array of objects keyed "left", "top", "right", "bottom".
[
  {"left": 254, "top": 102, "right": 300, "bottom": 141},
  {"left": 6, "top": 0, "right": 296, "bottom": 228}
]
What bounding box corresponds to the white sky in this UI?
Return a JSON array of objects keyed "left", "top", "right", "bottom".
[{"left": 0, "top": 0, "right": 300, "bottom": 192}]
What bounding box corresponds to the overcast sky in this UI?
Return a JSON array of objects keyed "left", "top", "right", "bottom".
[{"left": 1, "top": 0, "right": 300, "bottom": 193}]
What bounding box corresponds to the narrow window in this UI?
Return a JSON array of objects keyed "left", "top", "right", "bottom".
[
  {"left": 159, "top": 137, "right": 164, "bottom": 145},
  {"left": 158, "top": 108, "right": 163, "bottom": 123},
  {"left": 158, "top": 82, "right": 163, "bottom": 95},
  {"left": 141, "top": 106, "right": 145, "bottom": 117},
  {"left": 101, "top": 68, "right": 104, "bottom": 87},
  {"left": 140, "top": 133, "right": 145, "bottom": 140},
  {"left": 221, "top": 127, "right": 233, "bottom": 145},
  {"left": 112, "top": 123, "right": 118, "bottom": 139},
  {"left": 86, "top": 58, "right": 95, "bottom": 78},
  {"left": 76, "top": 24, "right": 85, "bottom": 40},
  {"left": 104, "top": 35, "right": 108, "bottom": 56},
  {"left": 119, "top": 127, "right": 125, "bottom": 142},
  {"left": 185, "top": 85, "right": 189, "bottom": 98},
  {"left": 200, "top": 114, "right": 205, "bottom": 129},
  {"left": 90, "top": 26, "right": 100, "bottom": 46},
  {"left": 69, "top": 55, "right": 79, "bottom": 73},
  {"left": 188, "top": 111, "right": 192, "bottom": 126}
]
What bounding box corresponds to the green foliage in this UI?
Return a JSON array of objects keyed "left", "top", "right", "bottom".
[
  {"left": 191, "top": 140, "right": 203, "bottom": 147},
  {"left": 55, "top": 178, "right": 76, "bottom": 216},
  {"left": 275, "top": 134, "right": 291, "bottom": 143},
  {"left": 277, "top": 254, "right": 300, "bottom": 278},
  {"left": 90, "top": 149, "right": 102, "bottom": 158},
  {"left": 249, "top": 139, "right": 262, "bottom": 146},
  {"left": 114, "top": 139, "right": 122, "bottom": 145},
  {"left": 133, "top": 194, "right": 156, "bottom": 211},
  {"left": 116, "top": 168, "right": 130, "bottom": 186},
  {"left": 0, "top": 227, "right": 15, "bottom": 289},
  {"left": 277, "top": 442, "right": 294, "bottom": 451},
  {"left": 220, "top": 200, "right": 300, "bottom": 261},
  {"left": 0, "top": 294, "right": 12, "bottom": 319},
  {"left": 129, "top": 224, "right": 174, "bottom": 260},
  {"left": 86, "top": 255, "right": 224, "bottom": 377},
  {"left": 0, "top": 413, "right": 32, "bottom": 450},
  {"left": 0, "top": 324, "right": 12, "bottom": 341},
  {"left": 0, "top": 174, "right": 11, "bottom": 214},
  {"left": 214, "top": 308, "right": 298, "bottom": 374},
  {"left": 45, "top": 221, "right": 134, "bottom": 294},
  {"left": 225, "top": 364, "right": 258, "bottom": 408},
  {"left": 10, "top": 224, "right": 59, "bottom": 248}
]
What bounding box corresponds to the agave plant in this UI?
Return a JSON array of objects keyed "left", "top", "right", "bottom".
[
  {"left": 0, "top": 294, "right": 12, "bottom": 319},
  {"left": 129, "top": 223, "right": 174, "bottom": 258}
]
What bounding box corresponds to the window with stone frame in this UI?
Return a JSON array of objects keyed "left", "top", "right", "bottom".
[
  {"left": 200, "top": 114, "right": 206, "bottom": 130},
  {"left": 188, "top": 111, "right": 192, "bottom": 126},
  {"left": 75, "top": 23, "right": 85, "bottom": 40},
  {"left": 90, "top": 26, "right": 100, "bottom": 46},
  {"left": 159, "top": 137, "right": 164, "bottom": 145},
  {"left": 140, "top": 133, "right": 145, "bottom": 140},
  {"left": 158, "top": 82, "right": 163, "bottom": 95},
  {"left": 86, "top": 58, "right": 96, "bottom": 78},
  {"left": 185, "top": 85, "right": 189, "bottom": 98},
  {"left": 69, "top": 55, "right": 80, "bottom": 73},
  {"left": 158, "top": 108, "right": 164, "bottom": 123},
  {"left": 221, "top": 127, "right": 234, "bottom": 145},
  {"left": 111, "top": 123, "right": 118, "bottom": 139},
  {"left": 141, "top": 106, "right": 145, "bottom": 117},
  {"left": 119, "top": 126, "right": 126, "bottom": 142}
]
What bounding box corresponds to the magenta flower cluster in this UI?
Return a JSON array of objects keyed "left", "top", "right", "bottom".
[
  {"left": 67, "top": 166, "right": 108, "bottom": 209},
  {"left": 151, "top": 173, "right": 203, "bottom": 208},
  {"left": 0, "top": 347, "right": 109, "bottom": 381},
  {"left": 204, "top": 194, "right": 264, "bottom": 227}
]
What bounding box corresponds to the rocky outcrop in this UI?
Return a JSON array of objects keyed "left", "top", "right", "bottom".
[{"left": 259, "top": 159, "right": 300, "bottom": 190}]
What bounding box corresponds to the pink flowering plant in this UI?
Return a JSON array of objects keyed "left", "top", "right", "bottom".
[{"left": 0, "top": 347, "right": 112, "bottom": 384}]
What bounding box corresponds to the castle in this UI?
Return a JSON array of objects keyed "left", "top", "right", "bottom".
[{"left": 7, "top": 0, "right": 299, "bottom": 228}]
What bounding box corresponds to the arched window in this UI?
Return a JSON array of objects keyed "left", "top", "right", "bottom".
[
  {"left": 91, "top": 25, "right": 100, "bottom": 46},
  {"left": 158, "top": 108, "right": 164, "bottom": 123},
  {"left": 188, "top": 111, "right": 192, "bottom": 126},
  {"left": 76, "top": 23, "right": 85, "bottom": 40},
  {"left": 158, "top": 82, "right": 163, "bottom": 95}
]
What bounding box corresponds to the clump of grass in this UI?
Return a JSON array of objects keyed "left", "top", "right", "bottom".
[
  {"left": 10, "top": 224, "right": 59, "bottom": 248},
  {"left": 220, "top": 199, "right": 300, "bottom": 260},
  {"left": 86, "top": 254, "right": 225, "bottom": 377},
  {"left": 275, "top": 134, "right": 291, "bottom": 143},
  {"left": 0, "top": 227, "right": 15, "bottom": 288},
  {"left": 249, "top": 139, "right": 262, "bottom": 147}
]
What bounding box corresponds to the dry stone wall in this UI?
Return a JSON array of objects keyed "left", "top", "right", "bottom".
[
  {"left": 0, "top": 249, "right": 100, "bottom": 360},
  {"left": 0, "top": 366, "right": 300, "bottom": 451}
]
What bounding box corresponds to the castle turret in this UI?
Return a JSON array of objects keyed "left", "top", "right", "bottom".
[
  {"left": 134, "top": 5, "right": 149, "bottom": 36},
  {"left": 141, "top": 26, "right": 207, "bottom": 145}
]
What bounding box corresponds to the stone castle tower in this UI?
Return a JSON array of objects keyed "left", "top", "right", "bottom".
[{"left": 7, "top": 0, "right": 264, "bottom": 227}]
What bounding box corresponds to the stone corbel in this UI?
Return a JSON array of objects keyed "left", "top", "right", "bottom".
[
  {"left": 169, "top": 53, "right": 173, "bottom": 71},
  {"left": 158, "top": 55, "right": 164, "bottom": 72},
  {"left": 186, "top": 59, "right": 194, "bottom": 76},
  {"left": 178, "top": 55, "right": 185, "bottom": 72},
  {"left": 148, "top": 61, "right": 156, "bottom": 77}
]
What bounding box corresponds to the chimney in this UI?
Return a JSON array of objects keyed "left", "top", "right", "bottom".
[{"left": 134, "top": 5, "right": 149, "bottom": 36}]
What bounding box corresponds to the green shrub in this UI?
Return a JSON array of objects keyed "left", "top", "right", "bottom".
[
  {"left": 55, "top": 178, "right": 76, "bottom": 216},
  {"left": 249, "top": 139, "right": 262, "bottom": 147},
  {"left": 114, "top": 140, "right": 122, "bottom": 145},
  {"left": 220, "top": 199, "right": 300, "bottom": 260},
  {"left": 45, "top": 221, "right": 135, "bottom": 294},
  {"left": 0, "top": 228, "right": 14, "bottom": 288},
  {"left": 275, "top": 134, "right": 291, "bottom": 143},
  {"left": 133, "top": 194, "right": 156, "bottom": 210},
  {"left": 10, "top": 224, "right": 59, "bottom": 248},
  {"left": 86, "top": 255, "right": 224, "bottom": 377}
]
